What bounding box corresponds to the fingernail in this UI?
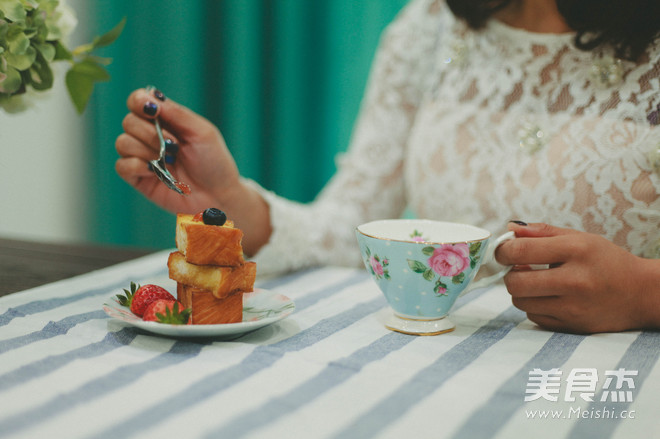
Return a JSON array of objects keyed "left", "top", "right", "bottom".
[
  {"left": 153, "top": 89, "right": 166, "bottom": 101},
  {"left": 143, "top": 101, "right": 158, "bottom": 116},
  {"left": 164, "top": 139, "right": 179, "bottom": 154},
  {"left": 509, "top": 220, "right": 528, "bottom": 226}
]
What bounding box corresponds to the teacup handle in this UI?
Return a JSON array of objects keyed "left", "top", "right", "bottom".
[{"left": 459, "top": 231, "right": 515, "bottom": 297}]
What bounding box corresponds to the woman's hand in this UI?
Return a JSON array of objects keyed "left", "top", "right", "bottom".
[
  {"left": 115, "top": 88, "right": 271, "bottom": 255},
  {"left": 495, "top": 222, "right": 660, "bottom": 334},
  {"left": 115, "top": 87, "right": 241, "bottom": 214}
]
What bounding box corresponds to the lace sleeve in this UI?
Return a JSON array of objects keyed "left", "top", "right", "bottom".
[{"left": 250, "top": 0, "right": 444, "bottom": 275}]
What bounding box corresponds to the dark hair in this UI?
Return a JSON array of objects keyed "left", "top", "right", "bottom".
[{"left": 446, "top": 0, "right": 660, "bottom": 61}]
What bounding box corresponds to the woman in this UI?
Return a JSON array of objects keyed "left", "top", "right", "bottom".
[{"left": 115, "top": 0, "right": 660, "bottom": 333}]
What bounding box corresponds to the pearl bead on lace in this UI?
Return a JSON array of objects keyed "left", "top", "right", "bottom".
[
  {"left": 518, "top": 121, "right": 546, "bottom": 154},
  {"left": 590, "top": 56, "right": 623, "bottom": 88},
  {"left": 444, "top": 40, "right": 469, "bottom": 67}
]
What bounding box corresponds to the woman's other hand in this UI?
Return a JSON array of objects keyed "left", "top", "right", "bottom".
[{"left": 496, "top": 222, "right": 660, "bottom": 334}]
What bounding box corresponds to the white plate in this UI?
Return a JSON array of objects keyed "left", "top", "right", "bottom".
[{"left": 103, "top": 289, "right": 295, "bottom": 339}]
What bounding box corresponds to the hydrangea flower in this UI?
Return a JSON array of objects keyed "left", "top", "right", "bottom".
[{"left": 0, "top": 0, "right": 124, "bottom": 113}]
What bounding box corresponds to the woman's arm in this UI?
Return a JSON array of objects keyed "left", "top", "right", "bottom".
[{"left": 248, "top": 0, "right": 446, "bottom": 273}]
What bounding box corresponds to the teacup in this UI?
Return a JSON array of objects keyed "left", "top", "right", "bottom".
[{"left": 355, "top": 219, "right": 514, "bottom": 335}]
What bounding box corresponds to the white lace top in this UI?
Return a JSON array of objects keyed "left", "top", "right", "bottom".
[{"left": 251, "top": 0, "right": 660, "bottom": 275}]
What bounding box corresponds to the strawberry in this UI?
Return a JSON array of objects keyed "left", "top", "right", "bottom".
[
  {"left": 143, "top": 300, "right": 191, "bottom": 324},
  {"left": 116, "top": 282, "right": 175, "bottom": 317}
]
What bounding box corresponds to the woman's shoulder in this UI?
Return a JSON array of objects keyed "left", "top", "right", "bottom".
[
  {"left": 643, "top": 38, "right": 660, "bottom": 72},
  {"left": 375, "top": 0, "right": 456, "bottom": 65},
  {"left": 623, "top": 39, "right": 660, "bottom": 99},
  {"left": 384, "top": 0, "right": 452, "bottom": 39},
  {"left": 629, "top": 40, "right": 660, "bottom": 122}
]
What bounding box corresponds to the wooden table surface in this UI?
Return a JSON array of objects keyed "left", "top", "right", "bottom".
[{"left": 0, "top": 238, "right": 152, "bottom": 297}]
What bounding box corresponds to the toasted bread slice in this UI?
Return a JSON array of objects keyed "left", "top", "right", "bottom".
[
  {"left": 168, "top": 251, "right": 256, "bottom": 299},
  {"left": 176, "top": 213, "right": 245, "bottom": 266},
  {"left": 177, "top": 283, "right": 243, "bottom": 325}
]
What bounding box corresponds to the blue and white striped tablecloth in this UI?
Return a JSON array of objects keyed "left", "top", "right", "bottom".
[{"left": 1, "top": 251, "right": 659, "bottom": 439}]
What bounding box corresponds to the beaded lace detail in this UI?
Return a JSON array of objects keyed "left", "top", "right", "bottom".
[{"left": 252, "top": 0, "right": 660, "bottom": 275}]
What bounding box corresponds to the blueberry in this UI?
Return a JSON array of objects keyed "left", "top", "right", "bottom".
[{"left": 202, "top": 208, "right": 227, "bottom": 226}]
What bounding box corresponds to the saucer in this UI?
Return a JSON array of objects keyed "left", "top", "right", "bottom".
[
  {"left": 103, "top": 289, "right": 295, "bottom": 339},
  {"left": 381, "top": 311, "right": 455, "bottom": 336}
]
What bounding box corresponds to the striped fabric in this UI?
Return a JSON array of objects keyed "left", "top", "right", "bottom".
[{"left": 1, "top": 251, "right": 659, "bottom": 439}]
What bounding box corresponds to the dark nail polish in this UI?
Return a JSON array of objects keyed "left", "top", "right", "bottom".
[
  {"left": 165, "top": 154, "right": 176, "bottom": 165},
  {"left": 143, "top": 101, "right": 158, "bottom": 116},
  {"left": 147, "top": 162, "right": 154, "bottom": 172},
  {"left": 153, "top": 89, "right": 166, "bottom": 101},
  {"left": 509, "top": 220, "right": 528, "bottom": 226},
  {"left": 164, "top": 139, "right": 179, "bottom": 154}
]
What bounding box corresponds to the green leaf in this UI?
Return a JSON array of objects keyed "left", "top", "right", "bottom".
[
  {"left": 0, "top": 0, "right": 26, "bottom": 22},
  {"left": 22, "top": 0, "right": 39, "bottom": 9},
  {"left": 421, "top": 246, "right": 435, "bottom": 256},
  {"left": 71, "top": 42, "right": 94, "bottom": 57},
  {"left": 0, "top": 64, "right": 21, "bottom": 93},
  {"left": 4, "top": 44, "right": 35, "bottom": 69},
  {"left": 92, "top": 16, "right": 125, "bottom": 48},
  {"left": 71, "top": 58, "right": 110, "bottom": 81},
  {"left": 26, "top": 50, "right": 52, "bottom": 90},
  {"left": 407, "top": 259, "right": 428, "bottom": 274},
  {"left": 469, "top": 241, "right": 482, "bottom": 257},
  {"left": 452, "top": 272, "right": 466, "bottom": 284},
  {"left": 423, "top": 268, "right": 435, "bottom": 281},
  {"left": 23, "top": 27, "right": 39, "bottom": 41},
  {"left": 86, "top": 54, "right": 113, "bottom": 66},
  {"left": 52, "top": 40, "right": 71, "bottom": 60},
  {"left": 34, "top": 42, "right": 55, "bottom": 62},
  {"left": 0, "top": 20, "right": 8, "bottom": 40},
  {"left": 7, "top": 28, "right": 29, "bottom": 54},
  {"left": 22, "top": 14, "right": 39, "bottom": 37},
  {"left": 64, "top": 59, "right": 111, "bottom": 112},
  {"left": 65, "top": 68, "right": 94, "bottom": 113}
]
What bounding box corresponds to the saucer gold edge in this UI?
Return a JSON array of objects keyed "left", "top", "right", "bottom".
[{"left": 384, "top": 325, "right": 456, "bottom": 336}]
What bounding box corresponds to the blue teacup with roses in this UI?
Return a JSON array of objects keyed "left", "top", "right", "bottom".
[{"left": 356, "top": 219, "right": 514, "bottom": 335}]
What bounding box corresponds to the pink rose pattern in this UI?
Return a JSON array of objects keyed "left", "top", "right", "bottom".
[
  {"left": 410, "top": 229, "right": 429, "bottom": 242},
  {"left": 363, "top": 229, "right": 483, "bottom": 296},
  {"left": 363, "top": 246, "right": 390, "bottom": 280},
  {"left": 370, "top": 256, "right": 385, "bottom": 276},
  {"left": 427, "top": 244, "right": 470, "bottom": 277},
  {"left": 407, "top": 236, "right": 482, "bottom": 295}
]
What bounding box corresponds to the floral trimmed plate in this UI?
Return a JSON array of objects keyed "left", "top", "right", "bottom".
[{"left": 103, "top": 289, "right": 295, "bottom": 339}]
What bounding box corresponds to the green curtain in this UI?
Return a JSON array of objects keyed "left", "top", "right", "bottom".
[{"left": 87, "top": 0, "right": 409, "bottom": 250}]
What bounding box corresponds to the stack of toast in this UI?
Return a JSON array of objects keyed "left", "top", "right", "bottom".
[{"left": 167, "top": 212, "right": 256, "bottom": 324}]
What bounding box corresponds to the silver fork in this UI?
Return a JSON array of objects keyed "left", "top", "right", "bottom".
[{"left": 146, "top": 87, "right": 190, "bottom": 195}]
